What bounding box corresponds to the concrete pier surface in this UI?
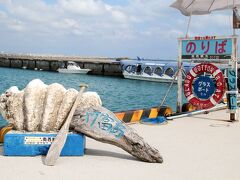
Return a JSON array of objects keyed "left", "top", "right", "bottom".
[
  {"left": 0, "top": 53, "right": 126, "bottom": 76},
  {"left": 0, "top": 109, "right": 240, "bottom": 180}
]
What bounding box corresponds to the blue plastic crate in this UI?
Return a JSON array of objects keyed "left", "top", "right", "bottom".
[{"left": 3, "top": 131, "right": 85, "bottom": 156}]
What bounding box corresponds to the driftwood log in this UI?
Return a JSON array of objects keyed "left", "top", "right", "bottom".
[{"left": 71, "top": 106, "right": 163, "bottom": 163}]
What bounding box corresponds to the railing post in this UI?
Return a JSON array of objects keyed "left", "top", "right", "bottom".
[{"left": 177, "top": 38, "right": 182, "bottom": 113}]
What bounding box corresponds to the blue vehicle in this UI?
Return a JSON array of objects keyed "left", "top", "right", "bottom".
[{"left": 120, "top": 59, "right": 193, "bottom": 83}]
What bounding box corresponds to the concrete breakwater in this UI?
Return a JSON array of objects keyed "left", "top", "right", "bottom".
[{"left": 0, "top": 53, "right": 124, "bottom": 76}]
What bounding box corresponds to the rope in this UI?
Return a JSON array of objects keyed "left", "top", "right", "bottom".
[
  {"left": 159, "top": 63, "right": 184, "bottom": 107},
  {"left": 159, "top": 69, "right": 178, "bottom": 107}
]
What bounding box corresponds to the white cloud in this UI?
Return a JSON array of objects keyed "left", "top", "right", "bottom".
[
  {"left": 8, "top": 19, "right": 26, "bottom": 31},
  {"left": 0, "top": 0, "right": 235, "bottom": 58},
  {"left": 0, "top": 0, "right": 132, "bottom": 37},
  {"left": 59, "top": 0, "right": 107, "bottom": 16},
  {"left": 0, "top": 0, "right": 177, "bottom": 39}
]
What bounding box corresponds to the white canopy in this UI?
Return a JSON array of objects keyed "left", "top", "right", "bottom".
[{"left": 170, "top": 0, "right": 240, "bottom": 16}]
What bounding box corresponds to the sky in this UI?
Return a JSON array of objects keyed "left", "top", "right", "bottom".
[{"left": 0, "top": 0, "right": 236, "bottom": 59}]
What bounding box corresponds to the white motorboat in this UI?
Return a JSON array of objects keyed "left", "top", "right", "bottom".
[
  {"left": 57, "top": 61, "right": 91, "bottom": 74},
  {"left": 120, "top": 60, "right": 192, "bottom": 83}
]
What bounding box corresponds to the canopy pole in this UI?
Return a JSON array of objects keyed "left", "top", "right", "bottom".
[
  {"left": 186, "top": 14, "right": 192, "bottom": 38},
  {"left": 233, "top": 0, "right": 236, "bottom": 35}
]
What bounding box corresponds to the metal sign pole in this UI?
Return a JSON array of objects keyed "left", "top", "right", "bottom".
[
  {"left": 177, "top": 38, "right": 182, "bottom": 113},
  {"left": 230, "top": 36, "right": 238, "bottom": 121},
  {"left": 226, "top": 36, "right": 238, "bottom": 121},
  {"left": 228, "top": 4, "right": 238, "bottom": 121},
  {"left": 229, "top": 2, "right": 238, "bottom": 121},
  {"left": 235, "top": 36, "right": 238, "bottom": 120},
  {"left": 234, "top": 40, "right": 238, "bottom": 121}
]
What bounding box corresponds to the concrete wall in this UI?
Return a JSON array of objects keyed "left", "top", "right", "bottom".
[
  {"left": 10, "top": 59, "right": 22, "bottom": 68},
  {"left": 0, "top": 58, "right": 10, "bottom": 67},
  {"left": 36, "top": 60, "right": 50, "bottom": 70},
  {"left": 76, "top": 62, "right": 84, "bottom": 69},
  {"left": 104, "top": 63, "right": 122, "bottom": 76},
  {"left": 84, "top": 63, "right": 104, "bottom": 75},
  {"left": 22, "top": 60, "right": 29, "bottom": 68},
  {"left": 27, "top": 60, "right": 36, "bottom": 69},
  {"left": 50, "top": 61, "right": 61, "bottom": 71},
  {"left": 0, "top": 57, "right": 122, "bottom": 76}
]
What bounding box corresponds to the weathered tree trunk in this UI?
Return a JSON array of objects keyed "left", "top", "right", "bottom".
[{"left": 71, "top": 106, "right": 163, "bottom": 163}]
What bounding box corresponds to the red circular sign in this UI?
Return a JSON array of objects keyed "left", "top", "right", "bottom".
[{"left": 184, "top": 63, "right": 226, "bottom": 109}]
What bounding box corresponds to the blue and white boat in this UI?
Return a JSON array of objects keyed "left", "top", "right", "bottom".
[{"left": 120, "top": 59, "right": 193, "bottom": 83}]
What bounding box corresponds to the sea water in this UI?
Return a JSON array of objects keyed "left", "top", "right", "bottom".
[{"left": 0, "top": 67, "right": 181, "bottom": 126}]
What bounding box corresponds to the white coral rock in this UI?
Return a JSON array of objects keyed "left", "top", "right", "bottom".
[
  {"left": 24, "top": 79, "right": 47, "bottom": 131},
  {"left": 54, "top": 88, "right": 78, "bottom": 131},
  {"left": 40, "top": 83, "right": 66, "bottom": 132},
  {"left": 0, "top": 79, "right": 102, "bottom": 132},
  {"left": 0, "top": 87, "right": 24, "bottom": 130}
]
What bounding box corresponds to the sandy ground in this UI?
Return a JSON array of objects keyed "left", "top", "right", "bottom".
[{"left": 0, "top": 110, "right": 240, "bottom": 180}]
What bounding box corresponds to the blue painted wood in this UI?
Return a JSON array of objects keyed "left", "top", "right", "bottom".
[
  {"left": 3, "top": 131, "right": 85, "bottom": 156},
  {"left": 227, "top": 69, "right": 238, "bottom": 111}
]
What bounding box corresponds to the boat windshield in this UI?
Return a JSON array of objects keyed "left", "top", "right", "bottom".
[
  {"left": 125, "top": 65, "right": 131, "bottom": 72},
  {"left": 125, "top": 65, "right": 136, "bottom": 73},
  {"left": 68, "top": 61, "right": 79, "bottom": 67},
  {"left": 144, "top": 66, "right": 153, "bottom": 75},
  {"left": 154, "top": 67, "right": 163, "bottom": 76},
  {"left": 131, "top": 65, "right": 136, "bottom": 72},
  {"left": 165, "top": 67, "right": 174, "bottom": 77}
]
